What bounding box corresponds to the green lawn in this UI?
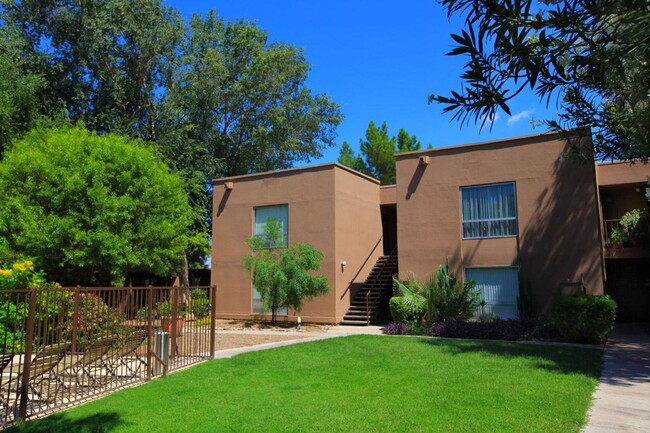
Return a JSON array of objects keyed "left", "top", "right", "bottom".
[{"left": 8, "top": 336, "right": 602, "bottom": 433}]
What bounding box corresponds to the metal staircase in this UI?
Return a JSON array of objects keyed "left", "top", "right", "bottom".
[{"left": 341, "top": 255, "right": 398, "bottom": 325}]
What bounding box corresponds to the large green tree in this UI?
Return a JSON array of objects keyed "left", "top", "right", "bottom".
[
  {"left": 0, "top": 126, "right": 194, "bottom": 286},
  {"left": 1, "top": 2, "right": 343, "bottom": 270},
  {"left": 0, "top": 0, "right": 184, "bottom": 140},
  {"left": 243, "top": 219, "right": 329, "bottom": 324},
  {"left": 338, "top": 121, "right": 423, "bottom": 185},
  {"left": 430, "top": 0, "right": 650, "bottom": 161},
  {"left": 0, "top": 23, "right": 45, "bottom": 155},
  {"left": 170, "top": 11, "right": 343, "bottom": 177}
]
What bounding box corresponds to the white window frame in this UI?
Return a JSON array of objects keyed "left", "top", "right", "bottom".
[{"left": 460, "top": 182, "right": 518, "bottom": 239}]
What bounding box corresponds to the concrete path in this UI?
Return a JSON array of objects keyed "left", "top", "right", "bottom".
[
  {"left": 583, "top": 323, "right": 650, "bottom": 432},
  {"left": 212, "top": 325, "right": 384, "bottom": 360}
]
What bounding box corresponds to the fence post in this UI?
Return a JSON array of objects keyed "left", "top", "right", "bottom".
[
  {"left": 71, "top": 287, "right": 80, "bottom": 354},
  {"left": 170, "top": 286, "right": 178, "bottom": 361},
  {"left": 146, "top": 285, "right": 153, "bottom": 381},
  {"left": 18, "top": 289, "right": 37, "bottom": 420},
  {"left": 209, "top": 285, "right": 217, "bottom": 358}
]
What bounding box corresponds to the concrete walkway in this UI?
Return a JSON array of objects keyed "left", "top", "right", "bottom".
[
  {"left": 212, "top": 325, "right": 384, "bottom": 360},
  {"left": 583, "top": 323, "right": 650, "bottom": 432}
]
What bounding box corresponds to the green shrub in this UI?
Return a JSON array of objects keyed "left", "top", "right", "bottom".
[
  {"left": 191, "top": 298, "right": 211, "bottom": 318},
  {"left": 406, "top": 322, "right": 426, "bottom": 336},
  {"left": 135, "top": 306, "right": 148, "bottom": 321},
  {"left": 155, "top": 299, "right": 187, "bottom": 318},
  {"left": 389, "top": 296, "right": 425, "bottom": 324},
  {"left": 552, "top": 294, "right": 617, "bottom": 343},
  {"left": 609, "top": 226, "right": 628, "bottom": 246},
  {"left": 0, "top": 260, "right": 60, "bottom": 351},
  {"left": 63, "top": 293, "right": 130, "bottom": 351},
  {"left": 393, "top": 263, "right": 480, "bottom": 326},
  {"left": 189, "top": 288, "right": 211, "bottom": 318},
  {"left": 620, "top": 209, "right": 648, "bottom": 246}
]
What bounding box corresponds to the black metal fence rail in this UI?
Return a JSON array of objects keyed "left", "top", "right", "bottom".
[{"left": 0, "top": 286, "right": 217, "bottom": 427}]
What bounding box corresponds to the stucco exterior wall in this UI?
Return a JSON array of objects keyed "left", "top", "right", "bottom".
[
  {"left": 380, "top": 185, "right": 397, "bottom": 205},
  {"left": 334, "top": 168, "right": 383, "bottom": 320},
  {"left": 211, "top": 164, "right": 382, "bottom": 323},
  {"left": 597, "top": 161, "right": 650, "bottom": 220},
  {"left": 395, "top": 133, "right": 605, "bottom": 315},
  {"left": 597, "top": 161, "right": 650, "bottom": 187}
]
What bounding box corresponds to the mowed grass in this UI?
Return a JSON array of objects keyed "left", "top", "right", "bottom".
[{"left": 8, "top": 336, "right": 602, "bottom": 433}]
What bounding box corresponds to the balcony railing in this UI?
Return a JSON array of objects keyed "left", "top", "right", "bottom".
[{"left": 603, "top": 219, "right": 621, "bottom": 245}]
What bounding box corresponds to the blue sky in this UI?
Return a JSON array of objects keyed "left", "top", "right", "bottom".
[{"left": 167, "top": 0, "right": 557, "bottom": 165}]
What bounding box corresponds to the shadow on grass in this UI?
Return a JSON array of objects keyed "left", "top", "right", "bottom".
[
  {"left": 419, "top": 338, "right": 602, "bottom": 378},
  {"left": 6, "top": 412, "right": 124, "bottom": 433}
]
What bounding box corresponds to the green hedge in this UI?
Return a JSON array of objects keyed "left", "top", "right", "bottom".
[
  {"left": 552, "top": 294, "right": 617, "bottom": 344},
  {"left": 389, "top": 296, "right": 425, "bottom": 325},
  {"left": 191, "top": 298, "right": 211, "bottom": 318}
]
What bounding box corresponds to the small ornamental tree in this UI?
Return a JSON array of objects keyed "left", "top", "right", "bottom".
[{"left": 243, "top": 218, "right": 329, "bottom": 324}]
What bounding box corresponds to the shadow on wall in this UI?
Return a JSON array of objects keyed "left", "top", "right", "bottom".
[
  {"left": 455, "top": 236, "right": 495, "bottom": 273},
  {"left": 217, "top": 188, "right": 232, "bottom": 217},
  {"left": 517, "top": 137, "right": 603, "bottom": 315},
  {"left": 340, "top": 238, "right": 382, "bottom": 301},
  {"left": 406, "top": 164, "right": 426, "bottom": 200},
  {"left": 5, "top": 412, "right": 123, "bottom": 433}
]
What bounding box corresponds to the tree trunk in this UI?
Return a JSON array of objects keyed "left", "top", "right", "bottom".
[
  {"left": 181, "top": 252, "right": 190, "bottom": 286},
  {"left": 180, "top": 251, "right": 190, "bottom": 305}
]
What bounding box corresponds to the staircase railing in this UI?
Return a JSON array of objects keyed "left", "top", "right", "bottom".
[
  {"left": 364, "top": 246, "right": 398, "bottom": 324},
  {"left": 340, "top": 238, "right": 382, "bottom": 300}
]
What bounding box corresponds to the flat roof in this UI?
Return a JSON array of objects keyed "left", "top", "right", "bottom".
[
  {"left": 596, "top": 160, "right": 650, "bottom": 187},
  {"left": 395, "top": 130, "right": 579, "bottom": 159},
  {"left": 212, "top": 162, "right": 380, "bottom": 185}
]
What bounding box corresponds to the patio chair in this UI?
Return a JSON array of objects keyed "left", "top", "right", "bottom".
[
  {"left": 27, "top": 342, "right": 72, "bottom": 401},
  {"left": 0, "top": 352, "right": 14, "bottom": 407},
  {"left": 57, "top": 335, "right": 118, "bottom": 388},
  {"left": 0, "top": 342, "right": 72, "bottom": 404},
  {"left": 102, "top": 330, "right": 149, "bottom": 379}
]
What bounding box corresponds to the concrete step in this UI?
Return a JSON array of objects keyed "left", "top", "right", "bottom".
[
  {"left": 341, "top": 254, "right": 398, "bottom": 326},
  {"left": 340, "top": 319, "right": 369, "bottom": 326}
]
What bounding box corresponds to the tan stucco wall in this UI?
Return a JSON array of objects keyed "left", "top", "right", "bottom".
[
  {"left": 380, "top": 185, "right": 397, "bottom": 205},
  {"left": 597, "top": 161, "right": 650, "bottom": 187},
  {"left": 395, "top": 133, "right": 605, "bottom": 315},
  {"left": 597, "top": 161, "right": 650, "bottom": 220},
  {"left": 211, "top": 164, "right": 382, "bottom": 323},
  {"left": 333, "top": 169, "right": 383, "bottom": 320}
]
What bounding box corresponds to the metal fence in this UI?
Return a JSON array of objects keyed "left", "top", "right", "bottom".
[{"left": 0, "top": 286, "right": 216, "bottom": 427}]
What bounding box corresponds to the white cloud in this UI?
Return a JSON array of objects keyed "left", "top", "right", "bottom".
[
  {"left": 507, "top": 110, "right": 531, "bottom": 125},
  {"left": 480, "top": 112, "right": 500, "bottom": 124}
]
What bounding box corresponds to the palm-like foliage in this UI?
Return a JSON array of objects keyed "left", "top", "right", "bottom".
[{"left": 393, "top": 262, "right": 479, "bottom": 326}]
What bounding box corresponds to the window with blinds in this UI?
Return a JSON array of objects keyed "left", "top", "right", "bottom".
[
  {"left": 461, "top": 182, "right": 518, "bottom": 239},
  {"left": 465, "top": 267, "right": 519, "bottom": 319}
]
